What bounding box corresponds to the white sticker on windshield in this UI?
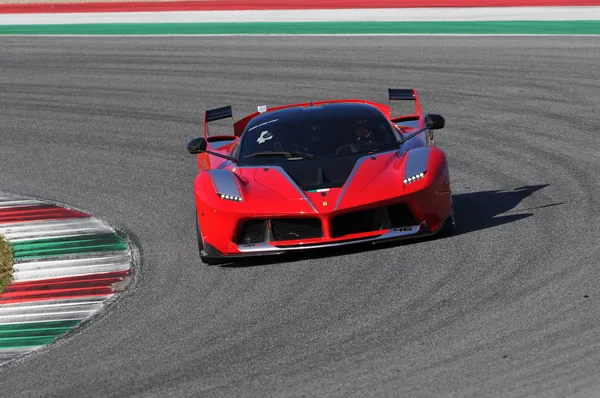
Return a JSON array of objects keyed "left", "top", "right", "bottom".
[
  {"left": 257, "top": 130, "right": 273, "bottom": 144},
  {"left": 248, "top": 119, "right": 278, "bottom": 132}
]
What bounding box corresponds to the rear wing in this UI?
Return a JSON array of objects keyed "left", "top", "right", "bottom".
[
  {"left": 203, "top": 105, "right": 237, "bottom": 142},
  {"left": 204, "top": 89, "right": 423, "bottom": 139},
  {"left": 388, "top": 88, "right": 423, "bottom": 123},
  {"left": 206, "top": 105, "right": 232, "bottom": 122}
]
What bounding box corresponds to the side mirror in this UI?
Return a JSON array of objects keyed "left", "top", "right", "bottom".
[
  {"left": 424, "top": 114, "right": 445, "bottom": 130},
  {"left": 187, "top": 137, "right": 207, "bottom": 154}
]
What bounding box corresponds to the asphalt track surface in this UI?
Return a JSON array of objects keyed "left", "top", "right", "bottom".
[{"left": 1, "top": 36, "right": 599, "bottom": 397}]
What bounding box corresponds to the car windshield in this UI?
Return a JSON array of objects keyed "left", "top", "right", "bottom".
[{"left": 238, "top": 104, "right": 398, "bottom": 164}]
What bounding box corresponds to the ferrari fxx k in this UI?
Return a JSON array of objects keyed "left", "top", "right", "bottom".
[{"left": 187, "top": 89, "right": 453, "bottom": 264}]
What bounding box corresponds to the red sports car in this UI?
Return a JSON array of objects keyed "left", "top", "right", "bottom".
[{"left": 187, "top": 89, "right": 454, "bottom": 264}]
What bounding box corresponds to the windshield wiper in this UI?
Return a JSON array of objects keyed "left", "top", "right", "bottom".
[{"left": 245, "top": 150, "right": 315, "bottom": 159}]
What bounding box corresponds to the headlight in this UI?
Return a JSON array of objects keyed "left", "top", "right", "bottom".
[
  {"left": 219, "top": 193, "right": 243, "bottom": 202},
  {"left": 403, "top": 172, "right": 426, "bottom": 185}
]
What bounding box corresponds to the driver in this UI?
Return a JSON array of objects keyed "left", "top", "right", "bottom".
[
  {"left": 354, "top": 120, "right": 378, "bottom": 146},
  {"left": 356, "top": 120, "right": 370, "bottom": 139},
  {"left": 334, "top": 119, "right": 381, "bottom": 155}
]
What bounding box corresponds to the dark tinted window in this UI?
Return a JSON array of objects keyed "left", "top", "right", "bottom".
[{"left": 239, "top": 104, "right": 397, "bottom": 164}]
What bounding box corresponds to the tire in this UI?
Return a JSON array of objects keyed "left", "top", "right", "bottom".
[
  {"left": 439, "top": 198, "right": 456, "bottom": 236},
  {"left": 201, "top": 256, "right": 227, "bottom": 266},
  {"left": 196, "top": 212, "right": 228, "bottom": 265},
  {"left": 195, "top": 212, "right": 204, "bottom": 255}
]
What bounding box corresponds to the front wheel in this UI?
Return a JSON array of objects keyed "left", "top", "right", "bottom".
[
  {"left": 439, "top": 198, "right": 456, "bottom": 236},
  {"left": 196, "top": 212, "right": 227, "bottom": 265}
]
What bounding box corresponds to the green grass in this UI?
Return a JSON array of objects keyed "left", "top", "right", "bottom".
[{"left": 0, "top": 235, "right": 13, "bottom": 294}]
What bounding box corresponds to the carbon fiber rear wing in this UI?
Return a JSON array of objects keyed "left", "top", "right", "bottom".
[
  {"left": 388, "top": 88, "right": 422, "bottom": 116},
  {"left": 388, "top": 88, "right": 415, "bottom": 100},
  {"left": 205, "top": 105, "right": 232, "bottom": 122},
  {"left": 204, "top": 105, "right": 237, "bottom": 142}
]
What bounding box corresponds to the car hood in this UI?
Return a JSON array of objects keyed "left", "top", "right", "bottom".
[{"left": 238, "top": 150, "right": 414, "bottom": 214}]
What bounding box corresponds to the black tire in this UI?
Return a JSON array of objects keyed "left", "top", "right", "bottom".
[
  {"left": 201, "top": 256, "right": 227, "bottom": 266},
  {"left": 439, "top": 198, "right": 456, "bottom": 236},
  {"left": 196, "top": 212, "right": 228, "bottom": 265},
  {"left": 195, "top": 212, "right": 204, "bottom": 255}
]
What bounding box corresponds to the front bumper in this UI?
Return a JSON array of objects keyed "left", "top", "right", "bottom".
[
  {"left": 236, "top": 224, "right": 421, "bottom": 253},
  {"left": 202, "top": 221, "right": 445, "bottom": 261}
]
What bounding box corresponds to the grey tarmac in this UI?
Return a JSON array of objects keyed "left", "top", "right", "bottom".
[{"left": 0, "top": 36, "right": 599, "bottom": 397}]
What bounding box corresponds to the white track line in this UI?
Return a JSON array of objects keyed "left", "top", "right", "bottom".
[
  {"left": 0, "top": 348, "right": 41, "bottom": 365},
  {"left": 0, "top": 193, "right": 45, "bottom": 208},
  {"left": 0, "top": 218, "right": 112, "bottom": 242},
  {"left": 0, "top": 301, "right": 105, "bottom": 317},
  {"left": 13, "top": 263, "right": 130, "bottom": 282},
  {"left": 0, "top": 200, "right": 44, "bottom": 208},
  {"left": 0, "top": 309, "right": 102, "bottom": 325},
  {"left": 0, "top": 347, "right": 39, "bottom": 358},
  {"left": 0, "top": 7, "right": 599, "bottom": 25},
  {"left": 0, "top": 193, "right": 29, "bottom": 201},
  {"left": 13, "top": 252, "right": 131, "bottom": 281},
  {"left": 0, "top": 297, "right": 107, "bottom": 309}
]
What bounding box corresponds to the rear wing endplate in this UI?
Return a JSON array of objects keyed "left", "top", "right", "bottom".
[
  {"left": 205, "top": 105, "right": 232, "bottom": 122},
  {"left": 388, "top": 88, "right": 422, "bottom": 116},
  {"left": 204, "top": 105, "right": 237, "bottom": 142}
]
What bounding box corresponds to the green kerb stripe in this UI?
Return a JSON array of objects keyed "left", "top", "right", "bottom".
[
  {"left": 0, "top": 21, "right": 598, "bottom": 35},
  {"left": 0, "top": 335, "right": 59, "bottom": 348},
  {"left": 1, "top": 327, "right": 73, "bottom": 339},
  {"left": 0, "top": 320, "right": 81, "bottom": 349},
  {"left": 0, "top": 320, "right": 81, "bottom": 332},
  {"left": 11, "top": 233, "right": 127, "bottom": 260}
]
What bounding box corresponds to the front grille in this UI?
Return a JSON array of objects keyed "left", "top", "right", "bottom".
[
  {"left": 387, "top": 203, "right": 417, "bottom": 228},
  {"left": 331, "top": 203, "right": 415, "bottom": 238},
  {"left": 236, "top": 218, "right": 323, "bottom": 243},
  {"left": 331, "top": 208, "right": 384, "bottom": 238},
  {"left": 237, "top": 219, "right": 268, "bottom": 244},
  {"left": 271, "top": 218, "right": 323, "bottom": 241}
]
